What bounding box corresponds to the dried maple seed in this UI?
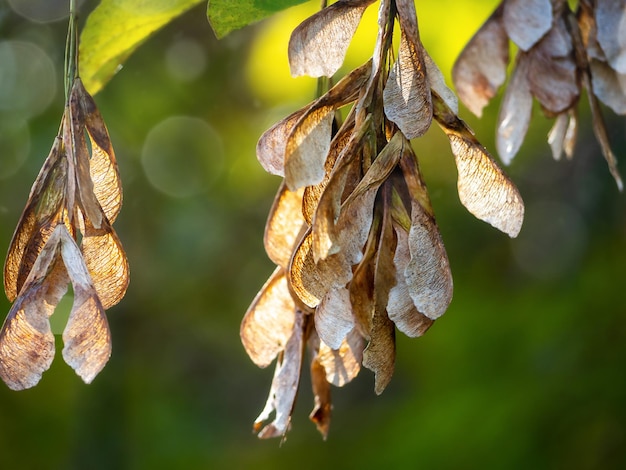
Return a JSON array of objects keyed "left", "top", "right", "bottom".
[
  {"left": 453, "top": 0, "right": 624, "bottom": 189},
  {"left": 244, "top": 0, "right": 525, "bottom": 439},
  {"left": 0, "top": 12, "right": 128, "bottom": 390}
]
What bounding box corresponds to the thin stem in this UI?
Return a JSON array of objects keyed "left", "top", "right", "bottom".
[{"left": 64, "top": 0, "right": 78, "bottom": 103}]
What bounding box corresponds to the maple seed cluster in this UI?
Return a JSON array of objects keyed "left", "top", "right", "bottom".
[
  {"left": 0, "top": 76, "right": 129, "bottom": 391},
  {"left": 242, "top": 0, "right": 524, "bottom": 439},
  {"left": 453, "top": 0, "right": 624, "bottom": 188}
]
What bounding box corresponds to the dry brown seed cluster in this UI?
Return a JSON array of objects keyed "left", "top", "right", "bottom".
[
  {"left": 453, "top": 0, "right": 624, "bottom": 188},
  {"left": 0, "top": 77, "right": 128, "bottom": 390},
  {"left": 243, "top": 0, "right": 525, "bottom": 439}
]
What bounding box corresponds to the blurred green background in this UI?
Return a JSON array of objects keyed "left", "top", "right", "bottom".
[{"left": 0, "top": 0, "right": 625, "bottom": 468}]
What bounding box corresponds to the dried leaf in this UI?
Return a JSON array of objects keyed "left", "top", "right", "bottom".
[
  {"left": 452, "top": 6, "right": 509, "bottom": 117},
  {"left": 317, "top": 328, "right": 363, "bottom": 387},
  {"left": 285, "top": 63, "right": 371, "bottom": 190},
  {"left": 0, "top": 228, "right": 67, "bottom": 390},
  {"left": 434, "top": 94, "right": 525, "bottom": 237},
  {"left": 387, "top": 225, "right": 434, "bottom": 337},
  {"left": 400, "top": 145, "right": 453, "bottom": 320},
  {"left": 315, "top": 286, "right": 354, "bottom": 350},
  {"left": 80, "top": 0, "right": 203, "bottom": 94},
  {"left": 596, "top": 0, "right": 626, "bottom": 74},
  {"left": 309, "top": 355, "right": 332, "bottom": 439},
  {"left": 383, "top": 0, "right": 432, "bottom": 139},
  {"left": 4, "top": 138, "right": 67, "bottom": 301},
  {"left": 254, "top": 309, "right": 306, "bottom": 439},
  {"left": 496, "top": 53, "right": 533, "bottom": 165},
  {"left": 257, "top": 108, "right": 307, "bottom": 177},
  {"left": 502, "top": 0, "right": 552, "bottom": 51},
  {"left": 288, "top": 0, "right": 375, "bottom": 78},
  {"left": 264, "top": 183, "right": 306, "bottom": 268},
  {"left": 241, "top": 268, "right": 297, "bottom": 368},
  {"left": 80, "top": 216, "right": 129, "bottom": 310}
]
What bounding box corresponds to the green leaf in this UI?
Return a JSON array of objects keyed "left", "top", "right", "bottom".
[
  {"left": 79, "top": 0, "right": 204, "bottom": 95},
  {"left": 207, "top": 0, "right": 309, "bottom": 39}
]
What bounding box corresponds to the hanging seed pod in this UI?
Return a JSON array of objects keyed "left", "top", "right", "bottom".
[
  {"left": 0, "top": 6, "right": 128, "bottom": 390},
  {"left": 244, "top": 0, "right": 524, "bottom": 439}
]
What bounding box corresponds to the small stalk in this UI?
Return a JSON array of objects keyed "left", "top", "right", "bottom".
[{"left": 64, "top": 0, "right": 78, "bottom": 104}]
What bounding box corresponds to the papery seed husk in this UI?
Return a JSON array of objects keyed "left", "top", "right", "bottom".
[
  {"left": 0, "top": 227, "right": 68, "bottom": 390},
  {"left": 68, "top": 85, "right": 103, "bottom": 230},
  {"left": 387, "top": 224, "right": 434, "bottom": 337},
  {"left": 80, "top": 214, "right": 129, "bottom": 310},
  {"left": 433, "top": 94, "right": 525, "bottom": 237},
  {"left": 548, "top": 112, "right": 569, "bottom": 161},
  {"left": 4, "top": 137, "right": 68, "bottom": 302},
  {"left": 309, "top": 354, "right": 332, "bottom": 439},
  {"left": 254, "top": 309, "right": 307, "bottom": 439},
  {"left": 502, "top": 0, "right": 553, "bottom": 52},
  {"left": 285, "top": 62, "right": 371, "bottom": 190},
  {"left": 257, "top": 108, "right": 308, "bottom": 177},
  {"left": 315, "top": 286, "right": 354, "bottom": 350},
  {"left": 596, "top": 0, "right": 626, "bottom": 74},
  {"left": 264, "top": 183, "right": 306, "bottom": 268},
  {"left": 349, "top": 211, "right": 381, "bottom": 338},
  {"left": 452, "top": 5, "right": 509, "bottom": 117},
  {"left": 496, "top": 53, "right": 533, "bottom": 165},
  {"left": 424, "top": 50, "right": 458, "bottom": 114},
  {"left": 399, "top": 145, "right": 453, "bottom": 320},
  {"left": 527, "top": 15, "right": 580, "bottom": 115},
  {"left": 58, "top": 225, "right": 112, "bottom": 384},
  {"left": 289, "top": 230, "right": 352, "bottom": 309},
  {"left": 317, "top": 327, "right": 363, "bottom": 387},
  {"left": 383, "top": 27, "right": 432, "bottom": 139},
  {"left": 362, "top": 306, "right": 395, "bottom": 395},
  {"left": 289, "top": 0, "right": 376, "bottom": 78},
  {"left": 303, "top": 109, "right": 356, "bottom": 225},
  {"left": 73, "top": 78, "right": 123, "bottom": 223},
  {"left": 241, "top": 268, "right": 297, "bottom": 368},
  {"left": 590, "top": 59, "right": 626, "bottom": 115}
]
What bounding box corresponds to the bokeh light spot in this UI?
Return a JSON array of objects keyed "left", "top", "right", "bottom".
[
  {"left": 0, "top": 118, "right": 30, "bottom": 179},
  {"left": 0, "top": 40, "right": 56, "bottom": 118},
  {"left": 141, "top": 116, "right": 224, "bottom": 198},
  {"left": 7, "top": 0, "right": 84, "bottom": 23},
  {"left": 165, "top": 37, "right": 208, "bottom": 83}
]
